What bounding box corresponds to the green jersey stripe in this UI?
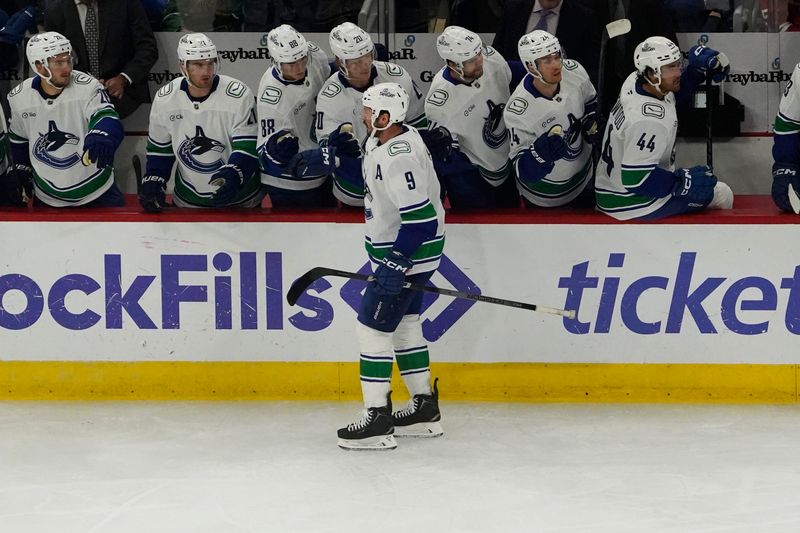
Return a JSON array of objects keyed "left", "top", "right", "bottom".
[{"left": 33, "top": 166, "right": 112, "bottom": 201}]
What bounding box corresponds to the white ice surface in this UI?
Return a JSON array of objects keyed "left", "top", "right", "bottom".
[{"left": 2, "top": 402, "right": 800, "bottom": 532}]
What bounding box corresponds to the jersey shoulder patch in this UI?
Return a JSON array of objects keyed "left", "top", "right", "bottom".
[
  {"left": 426, "top": 88, "right": 449, "bottom": 107},
  {"left": 382, "top": 62, "right": 405, "bottom": 77},
  {"left": 225, "top": 80, "right": 248, "bottom": 98},
  {"left": 260, "top": 84, "right": 283, "bottom": 105},
  {"left": 387, "top": 140, "right": 412, "bottom": 156},
  {"left": 308, "top": 41, "right": 321, "bottom": 53},
  {"left": 320, "top": 81, "right": 342, "bottom": 99},
  {"left": 562, "top": 59, "right": 579, "bottom": 70},
  {"left": 73, "top": 72, "right": 94, "bottom": 85},
  {"left": 156, "top": 80, "right": 177, "bottom": 98},
  {"left": 8, "top": 82, "right": 23, "bottom": 98},
  {"left": 506, "top": 96, "right": 529, "bottom": 116},
  {"left": 641, "top": 101, "right": 666, "bottom": 119}
]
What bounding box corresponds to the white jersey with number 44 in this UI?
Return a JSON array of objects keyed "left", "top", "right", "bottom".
[{"left": 594, "top": 72, "right": 678, "bottom": 220}]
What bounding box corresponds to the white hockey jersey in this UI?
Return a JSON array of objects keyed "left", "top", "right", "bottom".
[
  {"left": 257, "top": 42, "right": 330, "bottom": 190},
  {"left": 147, "top": 74, "right": 260, "bottom": 207},
  {"left": 8, "top": 72, "right": 118, "bottom": 206},
  {"left": 425, "top": 46, "right": 512, "bottom": 185},
  {"left": 594, "top": 72, "right": 678, "bottom": 220},
  {"left": 315, "top": 61, "right": 426, "bottom": 205},
  {"left": 504, "top": 59, "right": 595, "bottom": 207},
  {"left": 774, "top": 62, "right": 800, "bottom": 137},
  {"left": 363, "top": 127, "right": 445, "bottom": 275}
]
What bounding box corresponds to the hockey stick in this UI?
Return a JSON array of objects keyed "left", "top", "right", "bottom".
[
  {"left": 593, "top": 19, "right": 632, "bottom": 165},
  {"left": 132, "top": 154, "right": 143, "bottom": 193},
  {"left": 286, "top": 267, "right": 577, "bottom": 319},
  {"left": 788, "top": 184, "right": 800, "bottom": 214},
  {"left": 706, "top": 73, "right": 713, "bottom": 169}
]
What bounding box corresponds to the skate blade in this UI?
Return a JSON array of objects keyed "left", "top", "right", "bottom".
[
  {"left": 394, "top": 421, "right": 444, "bottom": 438},
  {"left": 337, "top": 434, "right": 397, "bottom": 450}
]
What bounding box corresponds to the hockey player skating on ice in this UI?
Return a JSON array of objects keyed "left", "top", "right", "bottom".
[
  {"left": 337, "top": 83, "right": 444, "bottom": 451},
  {"left": 594, "top": 37, "right": 734, "bottom": 220},
  {"left": 424, "top": 26, "right": 525, "bottom": 208},
  {"left": 315, "top": 22, "right": 427, "bottom": 206},
  {"left": 6, "top": 32, "right": 125, "bottom": 207},
  {"left": 257, "top": 24, "right": 340, "bottom": 208},
  {"left": 504, "top": 30, "right": 598, "bottom": 208},
  {"left": 771, "top": 61, "right": 800, "bottom": 213},
  {"left": 139, "top": 33, "right": 263, "bottom": 211}
]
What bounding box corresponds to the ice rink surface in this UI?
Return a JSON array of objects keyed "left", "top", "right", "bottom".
[{"left": 2, "top": 401, "right": 800, "bottom": 532}]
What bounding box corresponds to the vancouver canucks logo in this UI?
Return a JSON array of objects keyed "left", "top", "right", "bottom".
[
  {"left": 177, "top": 126, "right": 225, "bottom": 173},
  {"left": 482, "top": 100, "right": 508, "bottom": 149},
  {"left": 33, "top": 121, "right": 81, "bottom": 169},
  {"left": 562, "top": 113, "right": 584, "bottom": 160}
]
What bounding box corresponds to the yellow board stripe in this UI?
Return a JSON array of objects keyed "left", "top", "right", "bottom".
[{"left": 0, "top": 362, "right": 797, "bottom": 403}]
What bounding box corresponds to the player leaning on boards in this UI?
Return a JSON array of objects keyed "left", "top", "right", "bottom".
[
  {"left": 315, "top": 22, "right": 427, "bottom": 207},
  {"left": 771, "top": 61, "right": 800, "bottom": 214},
  {"left": 257, "top": 24, "right": 341, "bottom": 208},
  {"left": 504, "top": 30, "right": 598, "bottom": 208},
  {"left": 139, "top": 33, "right": 262, "bottom": 212},
  {"left": 594, "top": 37, "right": 733, "bottom": 220},
  {"left": 424, "top": 26, "right": 525, "bottom": 208},
  {"left": 5, "top": 32, "right": 124, "bottom": 207},
  {"left": 337, "top": 83, "right": 445, "bottom": 451}
]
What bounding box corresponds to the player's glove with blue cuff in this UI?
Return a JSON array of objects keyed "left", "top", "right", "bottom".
[
  {"left": 687, "top": 45, "right": 730, "bottom": 83},
  {"left": 83, "top": 129, "right": 115, "bottom": 168},
  {"left": 264, "top": 130, "right": 299, "bottom": 166},
  {"left": 209, "top": 164, "right": 244, "bottom": 206},
  {"left": 419, "top": 126, "right": 454, "bottom": 162},
  {"left": 373, "top": 250, "right": 413, "bottom": 297},
  {"left": 3, "top": 163, "right": 33, "bottom": 206},
  {"left": 139, "top": 174, "right": 167, "bottom": 213},
  {"left": 326, "top": 123, "right": 361, "bottom": 158},
  {"left": 771, "top": 162, "right": 800, "bottom": 212},
  {"left": 288, "top": 147, "right": 337, "bottom": 179},
  {"left": 581, "top": 111, "right": 600, "bottom": 145},
  {"left": 672, "top": 165, "right": 716, "bottom": 204},
  {"left": 531, "top": 129, "right": 568, "bottom": 163}
]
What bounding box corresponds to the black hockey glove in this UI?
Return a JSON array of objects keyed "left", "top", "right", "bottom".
[
  {"left": 209, "top": 164, "right": 244, "bottom": 207},
  {"left": 373, "top": 251, "right": 412, "bottom": 297},
  {"left": 139, "top": 174, "right": 167, "bottom": 213},
  {"left": 772, "top": 162, "right": 800, "bottom": 213}
]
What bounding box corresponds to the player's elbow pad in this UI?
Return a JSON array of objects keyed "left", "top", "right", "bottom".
[
  {"left": 515, "top": 150, "right": 554, "bottom": 185},
  {"left": 624, "top": 166, "right": 676, "bottom": 198},
  {"left": 773, "top": 133, "right": 800, "bottom": 166}
]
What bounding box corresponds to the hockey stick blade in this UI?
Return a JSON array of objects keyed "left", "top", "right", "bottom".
[
  {"left": 788, "top": 185, "right": 800, "bottom": 215},
  {"left": 287, "top": 267, "right": 577, "bottom": 319},
  {"left": 605, "top": 18, "right": 631, "bottom": 39}
]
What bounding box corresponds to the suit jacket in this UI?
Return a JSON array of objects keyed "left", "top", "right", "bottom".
[
  {"left": 45, "top": 0, "right": 158, "bottom": 117},
  {"left": 491, "top": 0, "right": 603, "bottom": 84}
]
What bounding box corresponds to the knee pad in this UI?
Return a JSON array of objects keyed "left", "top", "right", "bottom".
[
  {"left": 356, "top": 322, "right": 393, "bottom": 354},
  {"left": 709, "top": 181, "right": 734, "bottom": 210},
  {"left": 393, "top": 314, "right": 424, "bottom": 349}
]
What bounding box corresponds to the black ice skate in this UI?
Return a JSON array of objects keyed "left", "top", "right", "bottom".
[
  {"left": 337, "top": 393, "right": 396, "bottom": 450},
  {"left": 393, "top": 378, "right": 444, "bottom": 437}
]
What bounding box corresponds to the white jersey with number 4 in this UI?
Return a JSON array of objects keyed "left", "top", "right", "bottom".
[
  {"left": 424, "top": 46, "right": 512, "bottom": 185},
  {"left": 504, "top": 59, "right": 595, "bottom": 207},
  {"left": 8, "top": 72, "right": 118, "bottom": 206},
  {"left": 594, "top": 72, "right": 678, "bottom": 220},
  {"left": 363, "top": 127, "right": 445, "bottom": 275},
  {"left": 257, "top": 42, "right": 330, "bottom": 190}
]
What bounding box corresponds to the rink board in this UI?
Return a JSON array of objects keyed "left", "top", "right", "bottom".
[{"left": 0, "top": 204, "right": 799, "bottom": 401}]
